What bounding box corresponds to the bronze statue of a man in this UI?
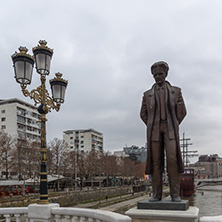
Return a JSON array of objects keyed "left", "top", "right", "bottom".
[{"left": 140, "top": 61, "right": 186, "bottom": 202}]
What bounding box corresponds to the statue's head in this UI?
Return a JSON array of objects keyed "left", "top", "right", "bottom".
[
  {"left": 151, "top": 61, "right": 169, "bottom": 86},
  {"left": 151, "top": 61, "right": 169, "bottom": 76}
]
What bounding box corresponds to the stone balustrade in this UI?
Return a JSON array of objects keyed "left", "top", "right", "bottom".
[
  {"left": 0, "top": 204, "right": 131, "bottom": 222},
  {"left": 0, "top": 207, "right": 28, "bottom": 222},
  {"left": 200, "top": 215, "right": 222, "bottom": 222},
  {"left": 1, "top": 203, "right": 220, "bottom": 222},
  {"left": 52, "top": 207, "right": 132, "bottom": 222}
]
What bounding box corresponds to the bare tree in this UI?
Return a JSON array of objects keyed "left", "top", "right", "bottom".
[
  {"left": 101, "top": 152, "right": 118, "bottom": 186},
  {"left": 0, "top": 131, "right": 15, "bottom": 179},
  {"left": 85, "top": 150, "right": 100, "bottom": 187},
  {"left": 48, "top": 138, "right": 69, "bottom": 191},
  {"left": 134, "top": 162, "right": 146, "bottom": 178},
  {"left": 13, "top": 139, "right": 40, "bottom": 180},
  {"left": 119, "top": 156, "right": 139, "bottom": 180},
  {"left": 22, "top": 140, "right": 40, "bottom": 178},
  {"left": 67, "top": 150, "right": 76, "bottom": 178},
  {"left": 77, "top": 151, "right": 87, "bottom": 190}
]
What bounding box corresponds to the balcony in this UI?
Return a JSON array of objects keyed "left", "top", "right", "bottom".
[
  {"left": 0, "top": 204, "right": 132, "bottom": 222},
  {"left": 17, "top": 110, "right": 26, "bottom": 117}
]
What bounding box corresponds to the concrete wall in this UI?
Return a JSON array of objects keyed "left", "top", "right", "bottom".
[
  {"left": 50, "top": 187, "right": 130, "bottom": 206},
  {"left": 0, "top": 187, "right": 131, "bottom": 207}
]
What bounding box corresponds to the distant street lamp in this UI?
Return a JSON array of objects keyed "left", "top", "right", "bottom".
[{"left": 11, "top": 40, "right": 68, "bottom": 204}]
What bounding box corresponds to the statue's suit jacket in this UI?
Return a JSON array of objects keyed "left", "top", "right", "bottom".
[{"left": 140, "top": 81, "right": 186, "bottom": 175}]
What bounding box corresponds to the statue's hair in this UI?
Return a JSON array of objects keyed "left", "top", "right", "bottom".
[{"left": 151, "top": 61, "right": 169, "bottom": 75}]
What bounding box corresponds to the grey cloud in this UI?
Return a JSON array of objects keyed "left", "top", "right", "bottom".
[{"left": 1, "top": 0, "right": 222, "bottom": 160}]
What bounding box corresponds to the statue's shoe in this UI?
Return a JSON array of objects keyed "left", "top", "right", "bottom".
[
  {"left": 171, "top": 196, "right": 181, "bottom": 202},
  {"left": 149, "top": 197, "right": 161, "bottom": 202}
]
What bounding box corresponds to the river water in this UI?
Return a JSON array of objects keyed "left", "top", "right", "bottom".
[{"left": 184, "top": 185, "right": 222, "bottom": 217}]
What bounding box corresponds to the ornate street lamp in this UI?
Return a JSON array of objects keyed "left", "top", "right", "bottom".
[{"left": 12, "top": 40, "right": 68, "bottom": 204}]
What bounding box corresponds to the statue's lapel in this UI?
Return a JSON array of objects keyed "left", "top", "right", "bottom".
[
  {"left": 149, "top": 84, "right": 156, "bottom": 111},
  {"left": 166, "top": 81, "right": 175, "bottom": 106}
]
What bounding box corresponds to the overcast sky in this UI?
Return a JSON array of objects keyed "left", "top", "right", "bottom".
[{"left": 1, "top": 0, "right": 222, "bottom": 162}]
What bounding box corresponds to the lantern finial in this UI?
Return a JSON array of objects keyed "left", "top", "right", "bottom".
[
  {"left": 18, "top": 46, "right": 28, "bottom": 54},
  {"left": 39, "top": 40, "right": 47, "bottom": 46},
  {"left": 55, "top": 72, "right": 63, "bottom": 79}
]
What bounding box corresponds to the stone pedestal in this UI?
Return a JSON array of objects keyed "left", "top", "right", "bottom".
[
  {"left": 138, "top": 199, "right": 189, "bottom": 211},
  {"left": 28, "top": 203, "right": 60, "bottom": 222},
  {"left": 125, "top": 206, "right": 199, "bottom": 222}
]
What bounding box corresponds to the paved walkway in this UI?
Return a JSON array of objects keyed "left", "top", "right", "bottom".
[
  {"left": 73, "top": 193, "right": 135, "bottom": 208},
  {"left": 100, "top": 194, "right": 150, "bottom": 212},
  {"left": 73, "top": 188, "right": 168, "bottom": 213},
  {"left": 72, "top": 192, "right": 151, "bottom": 213}
]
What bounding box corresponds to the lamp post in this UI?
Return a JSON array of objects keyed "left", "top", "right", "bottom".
[{"left": 11, "top": 40, "right": 68, "bottom": 204}]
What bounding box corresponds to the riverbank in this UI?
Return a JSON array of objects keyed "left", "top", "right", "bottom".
[
  {"left": 183, "top": 185, "right": 222, "bottom": 217},
  {"left": 72, "top": 186, "right": 169, "bottom": 214},
  {"left": 197, "top": 185, "right": 222, "bottom": 192}
]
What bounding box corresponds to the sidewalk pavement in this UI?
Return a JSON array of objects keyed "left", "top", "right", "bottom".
[
  {"left": 72, "top": 193, "right": 134, "bottom": 208},
  {"left": 100, "top": 194, "right": 150, "bottom": 212},
  {"left": 72, "top": 192, "right": 150, "bottom": 211}
]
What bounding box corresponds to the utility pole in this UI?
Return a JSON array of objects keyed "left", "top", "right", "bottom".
[{"left": 180, "top": 133, "right": 198, "bottom": 167}]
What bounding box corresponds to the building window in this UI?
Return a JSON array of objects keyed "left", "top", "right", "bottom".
[
  {"left": 18, "top": 131, "right": 26, "bottom": 139},
  {"left": 27, "top": 134, "right": 32, "bottom": 139},
  {"left": 26, "top": 111, "right": 32, "bottom": 117},
  {"left": 70, "top": 137, "right": 73, "bottom": 139},
  {"left": 33, "top": 135, "right": 37, "bottom": 140},
  {"left": 27, "top": 126, "right": 32, "bottom": 131},
  {"left": 70, "top": 146, "right": 73, "bottom": 149},
  {"left": 81, "top": 145, "right": 84, "bottom": 148},
  {"left": 81, "top": 141, "right": 84, "bottom": 144},
  {"left": 81, "top": 136, "right": 84, "bottom": 138},
  {"left": 1, "top": 110, "right": 5, "bottom": 114},
  {"left": 17, "top": 108, "right": 26, "bottom": 116},
  {"left": 1, "top": 125, "right": 6, "bottom": 129},
  {"left": 18, "top": 124, "right": 25, "bottom": 131},
  {"left": 17, "top": 116, "right": 26, "bottom": 124},
  {"left": 1, "top": 117, "right": 6, "bottom": 122},
  {"left": 32, "top": 112, "right": 38, "bottom": 118}
]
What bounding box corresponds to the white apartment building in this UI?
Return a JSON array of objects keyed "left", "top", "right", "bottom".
[
  {"left": 113, "top": 151, "right": 129, "bottom": 158},
  {"left": 63, "top": 128, "right": 103, "bottom": 152},
  {"left": 0, "top": 98, "right": 41, "bottom": 142}
]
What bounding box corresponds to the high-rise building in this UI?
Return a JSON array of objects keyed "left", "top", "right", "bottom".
[
  {"left": 123, "top": 145, "right": 147, "bottom": 163},
  {"left": 63, "top": 128, "right": 103, "bottom": 152},
  {"left": 0, "top": 98, "right": 41, "bottom": 143}
]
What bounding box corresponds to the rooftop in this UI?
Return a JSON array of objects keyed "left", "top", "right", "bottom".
[
  {"left": 0, "top": 98, "right": 37, "bottom": 110},
  {"left": 63, "top": 128, "right": 103, "bottom": 136}
]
